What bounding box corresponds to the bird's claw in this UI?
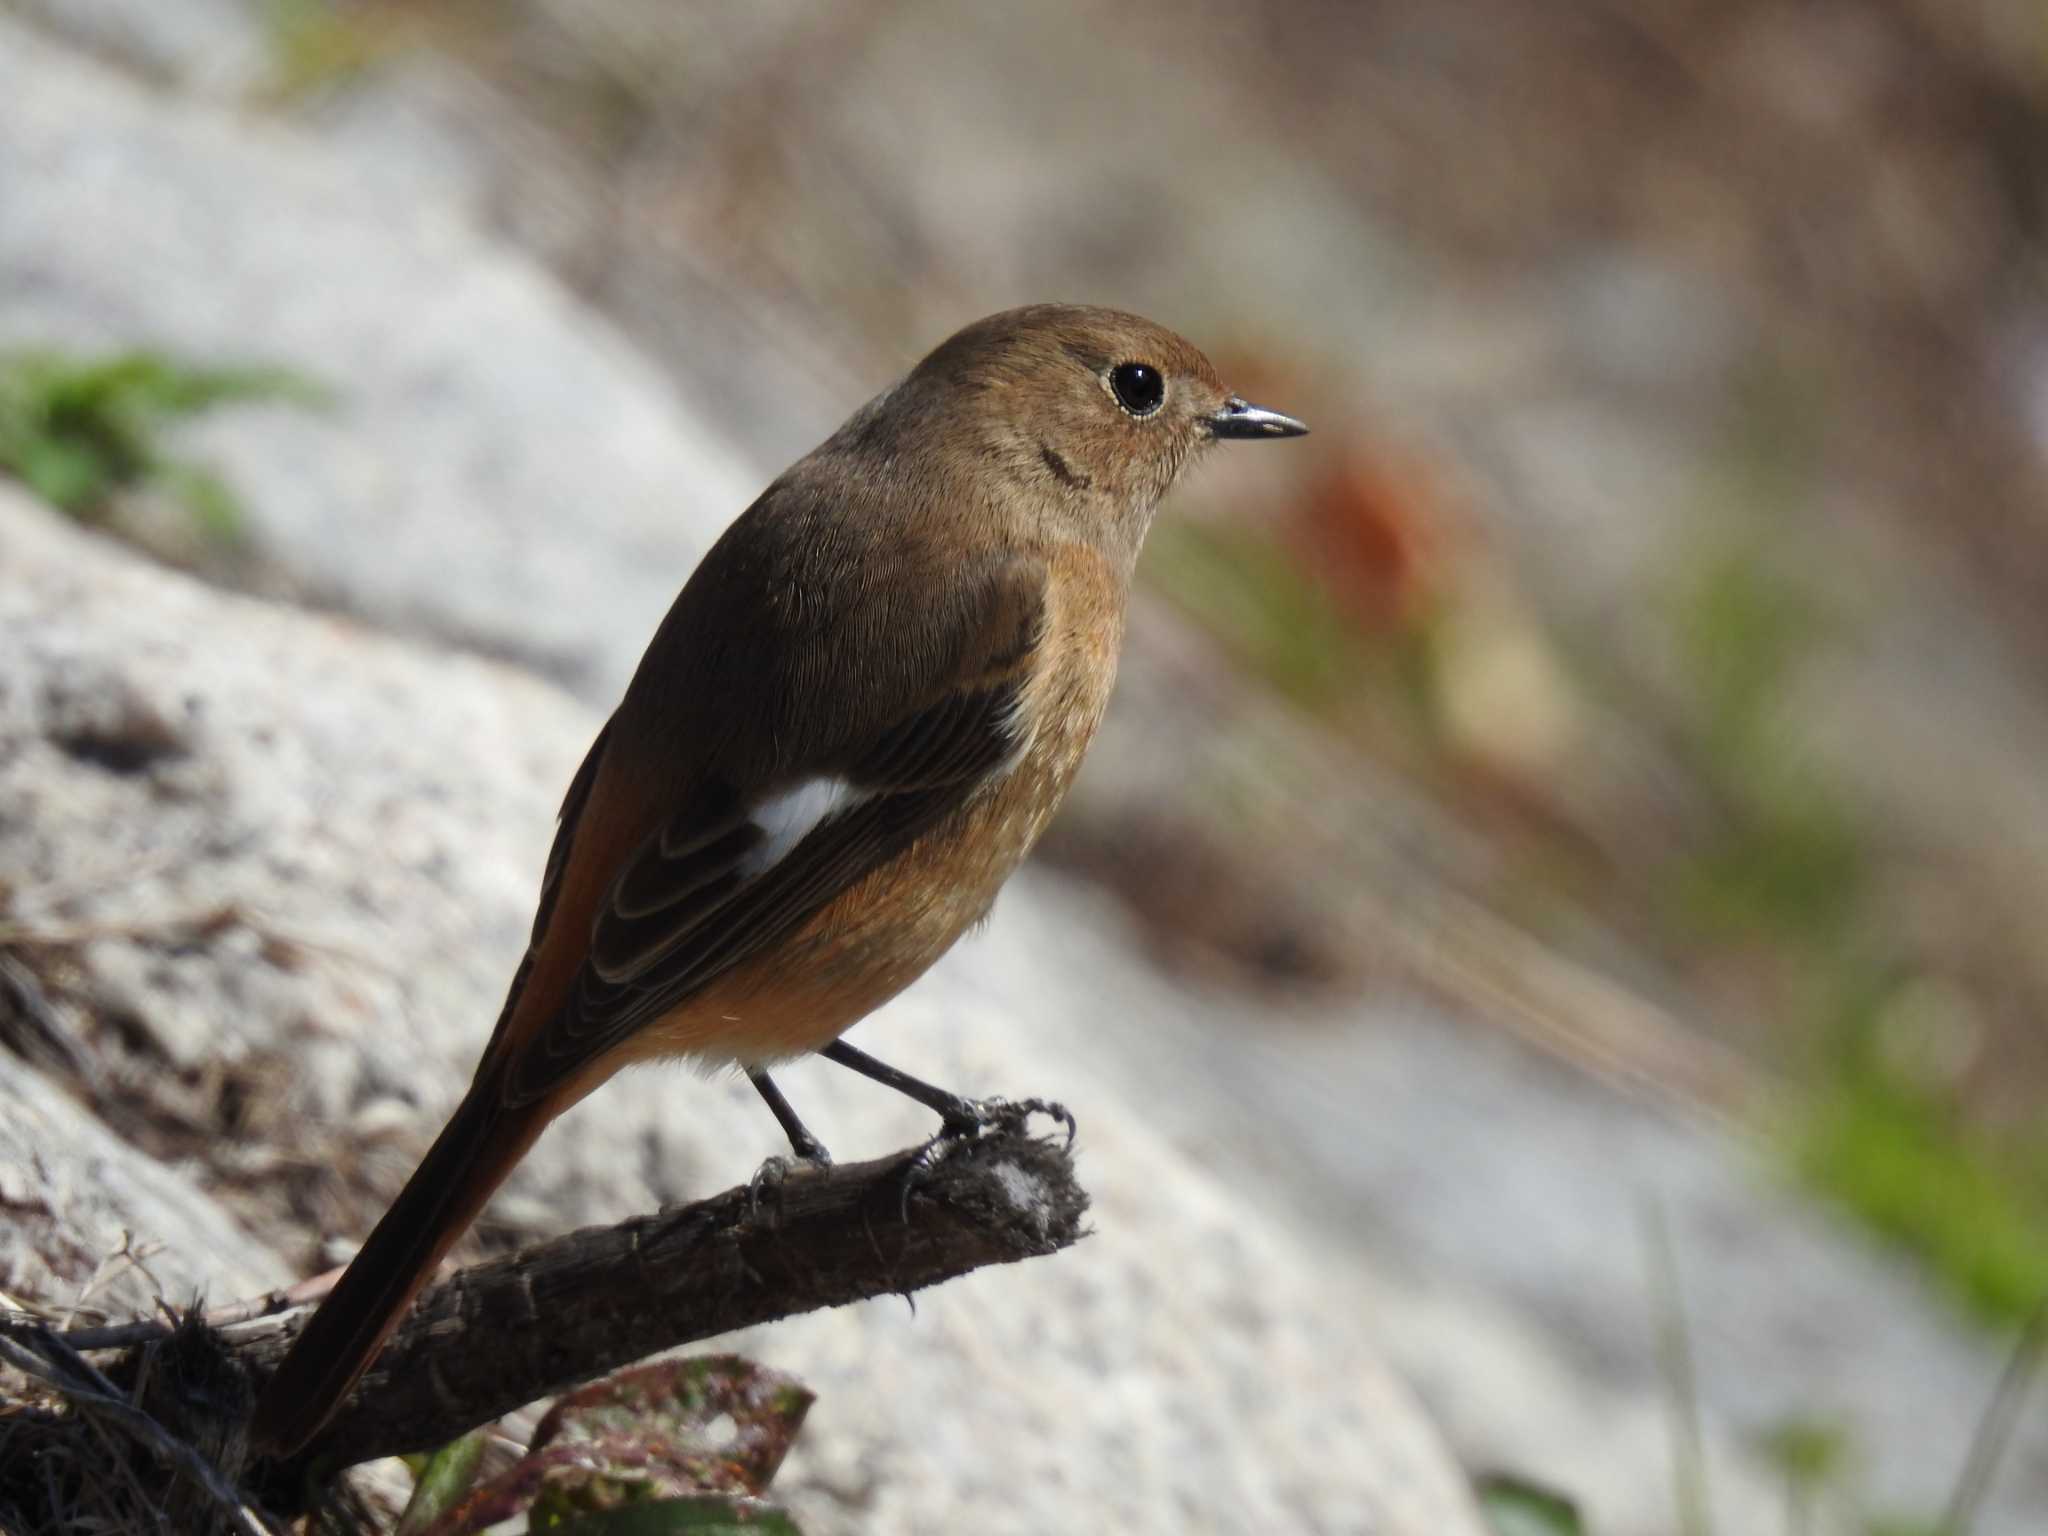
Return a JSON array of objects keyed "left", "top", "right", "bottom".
[
  {"left": 938, "top": 1094, "right": 1076, "bottom": 1146},
  {"left": 895, "top": 1095, "right": 1078, "bottom": 1220},
  {"left": 747, "top": 1155, "right": 792, "bottom": 1218},
  {"left": 747, "top": 1145, "right": 831, "bottom": 1219}
]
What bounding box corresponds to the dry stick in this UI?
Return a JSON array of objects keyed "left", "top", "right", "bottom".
[
  {"left": 51, "top": 1281, "right": 325, "bottom": 1354},
  {"left": 240, "top": 1125, "right": 1087, "bottom": 1473}
]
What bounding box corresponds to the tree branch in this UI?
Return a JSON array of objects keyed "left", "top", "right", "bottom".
[{"left": 234, "top": 1126, "right": 1085, "bottom": 1476}]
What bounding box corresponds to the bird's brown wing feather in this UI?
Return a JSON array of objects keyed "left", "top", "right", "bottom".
[
  {"left": 478, "top": 715, "right": 616, "bottom": 1063},
  {"left": 497, "top": 560, "right": 1045, "bottom": 1108}
]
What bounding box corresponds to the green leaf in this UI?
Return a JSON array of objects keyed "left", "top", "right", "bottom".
[
  {"left": 530, "top": 1354, "right": 814, "bottom": 1496},
  {"left": 1476, "top": 1473, "right": 1587, "bottom": 1536},
  {"left": 0, "top": 346, "right": 327, "bottom": 529},
  {"left": 1795, "top": 1074, "right": 2048, "bottom": 1326},
  {"left": 15, "top": 435, "right": 110, "bottom": 513},
  {"left": 1754, "top": 1415, "right": 1849, "bottom": 1489},
  {"left": 541, "top": 1495, "right": 804, "bottom": 1535},
  {"left": 393, "top": 1427, "right": 491, "bottom": 1536},
  {"left": 412, "top": 1356, "right": 813, "bottom": 1536},
  {"left": 154, "top": 461, "right": 248, "bottom": 545}
]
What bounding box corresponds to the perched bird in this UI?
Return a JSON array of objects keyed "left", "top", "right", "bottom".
[{"left": 255, "top": 304, "right": 1306, "bottom": 1456}]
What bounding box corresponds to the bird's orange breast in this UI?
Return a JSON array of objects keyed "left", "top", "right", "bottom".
[{"left": 614, "top": 539, "right": 1126, "bottom": 1074}]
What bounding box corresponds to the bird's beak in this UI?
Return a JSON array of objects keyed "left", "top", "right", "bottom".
[{"left": 1208, "top": 395, "right": 1309, "bottom": 441}]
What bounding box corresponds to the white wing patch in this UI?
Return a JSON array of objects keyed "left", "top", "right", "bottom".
[{"left": 742, "top": 776, "right": 868, "bottom": 876}]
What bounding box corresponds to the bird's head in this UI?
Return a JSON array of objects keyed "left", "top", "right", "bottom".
[{"left": 878, "top": 304, "right": 1308, "bottom": 568}]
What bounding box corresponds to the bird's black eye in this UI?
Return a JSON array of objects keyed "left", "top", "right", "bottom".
[{"left": 1110, "top": 361, "right": 1166, "bottom": 418}]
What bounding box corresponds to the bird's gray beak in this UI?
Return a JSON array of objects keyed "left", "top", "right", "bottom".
[{"left": 1208, "top": 395, "right": 1309, "bottom": 441}]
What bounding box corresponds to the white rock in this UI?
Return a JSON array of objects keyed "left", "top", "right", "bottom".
[
  {"left": 0, "top": 1051, "right": 288, "bottom": 1316},
  {"left": 0, "top": 21, "right": 759, "bottom": 702}
]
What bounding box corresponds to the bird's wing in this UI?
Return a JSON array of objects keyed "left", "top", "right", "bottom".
[
  {"left": 496, "top": 556, "right": 1047, "bottom": 1107},
  {"left": 478, "top": 715, "right": 615, "bottom": 1064}
]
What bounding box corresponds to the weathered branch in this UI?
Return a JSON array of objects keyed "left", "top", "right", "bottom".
[{"left": 227, "top": 1126, "right": 1086, "bottom": 1475}]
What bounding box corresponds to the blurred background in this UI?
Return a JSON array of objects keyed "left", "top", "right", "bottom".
[{"left": 5, "top": 1, "right": 2048, "bottom": 1532}]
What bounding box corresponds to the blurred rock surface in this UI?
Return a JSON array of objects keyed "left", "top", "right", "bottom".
[
  {"left": 2, "top": 8, "right": 2046, "bottom": 1535},
  {"left": 0, "top": 18, "right": 756, "bottom": 701},
  {"left": 0, "top": 1050, "right": 287, "bottom": 1314}
]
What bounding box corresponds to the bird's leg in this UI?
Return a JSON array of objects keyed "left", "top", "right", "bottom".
[
  {"left": 746, "top": 1069, "right": 836, "bottom": 1219},
  {"left": 818, "top": 1040, "right": 980, "bottom": 1129},
  {"left": 748, "top": 1069, "right": 833, "bottom": 1164},
  {"left": 819, "top": 1039, "right": 1074, "bottom": 1144},
  {"left": 747, "top": 1069, "right": 832, "bottom": 1164}
]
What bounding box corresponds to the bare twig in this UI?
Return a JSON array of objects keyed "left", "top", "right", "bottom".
[
  {"left": 63, "top": 1230, "right": 168, "bottom": 1329},
  {"left": 49, "top": 1281, "right": 321, "bottom": 1354},
  {"left": 83, "top": 1122, "right": 1081, "bottom": 1486},
  {"left": 3, "top": 1122, "right": 1084, "bottom": 1523}
]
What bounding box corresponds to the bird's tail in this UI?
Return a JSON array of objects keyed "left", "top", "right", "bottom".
[{"left": 254, "top": 1087, "right": 543, "bottom": 1458}]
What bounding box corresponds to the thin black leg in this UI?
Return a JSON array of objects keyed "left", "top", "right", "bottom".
[
  {"left": 748, "top": 1069, "right": 832, "bottom": 1165},
  {"left": 818, "top": 1039, "right": 1075, "bottom": 1147},
  {"left": 818, "top": 1039, "right": 982, "bottom": 1128}
]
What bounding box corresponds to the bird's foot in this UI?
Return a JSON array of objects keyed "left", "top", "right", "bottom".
[
  {"left": 747, "top": 1143, "right": 832, "bottom": 1219},
  {"left": 893, "top": 1096, "right": 1077, "bottom": 1220},
  {"left": 784, "top": 1125, "right": 835, "bottom": 1167},
  {"left": 934, "top": 1094, "right": 1076, "bottom": 1146}
]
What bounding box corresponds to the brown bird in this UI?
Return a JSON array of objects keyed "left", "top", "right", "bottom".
[{"left": 254, "top": 304, "right": 1306, "bottom": 1456}]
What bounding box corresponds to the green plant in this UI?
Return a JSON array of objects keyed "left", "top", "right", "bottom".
[
  {"left": 1636, "top": 1209, "right": 2046, "bottom": 1536},
  {"left": 1644, "top": 1203, "right": 1715, "bottom": 1536},
  {"left": 1754, "top": 1415, "right": 1850, "bottom": 1536},
  {"left": 1666, "top": 533, "right": 1867, "bottom": 947},
  {"left": 1652, "top": 402, "right": 2048, "bottom": 1331},
  {"left": 0, "top": 347, "right": 327, "bottom": 543},
  {"left": 383, "top": 1355, "right": 811, "bottom": 1536},
  {"left": 1477, "top": 1474, "right": 1587, "bottom": 1535},
  {"left": 1670, "top": 544, "right": 2048, "bottom": 1327},
  {"left": 259, "top": 0, "right": 424, "bottom": 101},
  {"left": 1797, "top": 1066, "right": 2048, "bottom": 1326},
  {"left": 1935, "top": 1297, "right": 2048, "bottom": 1535}
]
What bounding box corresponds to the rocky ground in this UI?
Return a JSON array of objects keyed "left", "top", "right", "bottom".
[
  {"left": 3, "top": 5, "right": 2046, "bottom": 1535},
  {"left": 0, "top": 483, "right": 1482, "bottom": 1533}
]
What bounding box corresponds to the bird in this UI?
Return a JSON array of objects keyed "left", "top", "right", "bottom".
[{"left": 254, "top": 303, "right": 1307, "bottom": 1457}]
